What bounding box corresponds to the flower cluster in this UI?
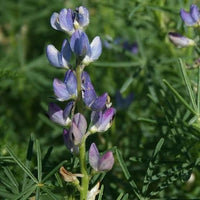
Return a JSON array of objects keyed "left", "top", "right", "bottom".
[
  {"left": 168, "top": 4, "right": 200, "bottom": 48},
  {"left": 46, "top": 6, "right": 116, "bottom": 199}
]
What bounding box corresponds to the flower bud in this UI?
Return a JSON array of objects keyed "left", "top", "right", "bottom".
[
  {"left": 168, "top": 32, "right": 195, "bottom": 48},
  {"left": 89, "top": 143, "right": 114, "bottom": 172}
]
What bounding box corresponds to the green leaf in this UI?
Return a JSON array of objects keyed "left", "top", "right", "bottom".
[
  {"left": 116, "top": 149, "right": 141, "bottom": 199},
  {"left": 43, "top": 160, "right": 68, "bottom": 182},
  {"left": 142, "top": 138, "right": 165, "bottom": 195},
  {"left": 98, "top": 184, "right": 104, "bottom": 200},
  {"left": 116, "top": 192, "right": 124, "bottom": 200},
  {"left": 41, "top": 187, "right": 58, "bottom": 200},
  {"left": 121, "top": 194, "right": 129, "bottom": 200},
  {"left": 163, "top": 79, "right": 197, "bottom": 115},
  {"left": 3, "top": 167, "right": 19, "bottom": 193},
  {"left": 179, "top": 58, "right": 197, "bottom": 111},
  {"left": 36, "top": 139, "right": 42, "bottom": 182},
  {"left": 6, "top": 145, "right": 38, "bottom": 184}
]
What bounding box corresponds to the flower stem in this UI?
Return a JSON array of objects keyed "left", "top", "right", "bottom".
[
  {"left": 75, "top": 63, "right": 89, "bottom": 199},
  {"left": 79, "top": 136, "right": 89, "bottom": 200}
]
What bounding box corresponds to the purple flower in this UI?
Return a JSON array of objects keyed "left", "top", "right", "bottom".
[
  {"left": 69, "top": 113, "right": 87, "bottom": 145},
  {"left": 81, "top": 71, "right": 108, "bottom": 111},
  {"left": 63, "top": 113, "right": 87, "bottom": 154},
  {"left": 82, "top": 36, "right": 102, "bottom": 65},
  {"left": 53, "top": 70, "right": 108, "bottom": 111},
  {"left": 53, "top": 70, "right": 77, "bottom": 101},
  {"left": 180, "top": 4, "right": 200, "bottom": 26},
  {"left": 46, "top": 39, "right": 71, "bottom": 68},
  {"left": 70, "top": 30, "right": 91, "bottom": 57},
  {"left": 89, "top": 143, "right": 114, "bottom": 172},
  {"left": 168, "top": 32, "right": 195, "bottom": 48},
  {"left": 70, "top": 30, "right": 102, "bottom": 63},
  {"left": 50, "top": 6, "right": 89, "bottom": 35},
  {"left": 115, "top": 91, "right": 134, "bottom": 110},
  {"left": 48, "top": 101, "right": 73, "bottom": 126},
  {"left": 90, "top": 107, "right": 116, "bottom": 133}
]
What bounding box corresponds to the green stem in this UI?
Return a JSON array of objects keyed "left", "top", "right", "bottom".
[
  {"left": 79, "top": 136, "right": 89, "bottom": 200},
  {"left": 75, "top": 62, "right": 89, "bottom": 200}
]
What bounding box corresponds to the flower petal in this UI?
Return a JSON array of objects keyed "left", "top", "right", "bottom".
[
  {"left": 60, "top": 39, "right": 71, "bottom": 66},
  {"left": 73, "top": 113, "right": 87, "bottom": 136},
  {"left": 63, "top": 101, "right": 74, "bottom": 121},
  {"left": 190, "top": 4, "right": 200, "bottom": 22},
  {"left": 90, "top": 93, "right": 107, "bottom": 111},
  {"left": 59, "top": 8, "right": 74, "bottom": 34},
  {"left": 50, "top": 12, "right": 61, "bottom": 30},
  {"left": 46, "top": 45, "right": 63, "bottom": 68},
  {"left": 180, "top": 9, "right": 196, "bottom": 26},
  {"left": 98, "top": 151, "right": 114, "bottom": 171},
  {"left": 76, "top": 6, "right": 89, "bottom": 27},
  {"left": 48, "top": 103, "right": 65, "bottom": 126},
  {"left": 53, "top": 79, "right": 70, "bottom": 101},
  {"left": 89, "top": 143, "right": 100, "bottom": 171},
  {"left": 64, "top": 70, "right": 77, "bottom": 96},
  {"left": 70, "top": 30, "right": 91, "bottom": 57},
  {"left": 70, "top": 122, "right": 83, "bottom": 145}
]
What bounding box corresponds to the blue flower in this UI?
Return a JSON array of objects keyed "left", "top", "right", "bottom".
[
  {"left": 70, "top": 30, "right": 91, "bottom": 57},
  {"left": 53, "top": 70, "right": 77, "bottom": 101},
  {"left": 50, "top": 6, "right": 89, "bottom": 35},
  {"left": 46, "top": 39, "right": 71, "bottom": 68},
  {"left": 180, "top": 4, "right": 200, "bottom": 26},
  {"left": 70, "top": 30, "right": 102, "bottom": 64},
  {"left": 168, "top": 32, "right": 195, "bottom": 48}
]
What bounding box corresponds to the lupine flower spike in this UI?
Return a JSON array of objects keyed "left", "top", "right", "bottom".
[{"left": 180, "top": 4, "right": 200, "bottom": 27}]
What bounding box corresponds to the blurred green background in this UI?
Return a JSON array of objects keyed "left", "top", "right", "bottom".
[{"left": 1, "top": 0, "right": 200, "bottom": 199}]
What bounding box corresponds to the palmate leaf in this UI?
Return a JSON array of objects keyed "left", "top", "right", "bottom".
[{"left": 6, "top": 145, "right": 38, "bottom": 183}]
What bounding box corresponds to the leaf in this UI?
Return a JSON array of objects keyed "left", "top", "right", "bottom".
[
  {"left": 179, "top": 58, "right": 197, "bottom": 111},
  {"left": 6, "top": 146, "right": 38, "bottom": 184},
  {"left": 36, "top": 139, "right": 42, "bottom": 182},
  {"left": 98, "top": 184, "right": 104, "bottom": 200},
  {"left": 142, "top": 138, "right": 165, "bottom": 195},
  {"left": 163, "top": 79, "right": 197, "bottom": 115},
  {"left": 43, "top": 160, "right": 68, "bottom": 182},
  {"left": 116, "top": 149, "right": 141, "bottom": 199},
  {"left": 3, "top": 167, "right": 19, "bottom": 193}
]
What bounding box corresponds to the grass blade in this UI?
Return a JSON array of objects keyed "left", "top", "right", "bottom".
[{"left": 98, "top": 184, "right": 104, "bottom": 200}]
